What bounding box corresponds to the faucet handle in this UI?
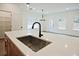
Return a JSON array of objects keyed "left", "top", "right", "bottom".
[
  {"left": 39, "top": 34, "right": 43, "bottom": 37},
  {"left": 41, "top": 34, "right": 43, "bottom": 36}
]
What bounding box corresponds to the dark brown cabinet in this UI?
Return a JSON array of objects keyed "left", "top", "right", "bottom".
[{"left": 5, "top": 35, "right": 24, "bottom": 56}]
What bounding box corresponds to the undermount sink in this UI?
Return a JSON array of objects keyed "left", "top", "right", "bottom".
[{"left": 17, "top": 35, "right": 51, "bottom": 52}]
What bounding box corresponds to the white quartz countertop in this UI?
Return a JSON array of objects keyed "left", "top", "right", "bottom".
[{"left": 5, "top": 29, "right": 79, "bottom": 56}]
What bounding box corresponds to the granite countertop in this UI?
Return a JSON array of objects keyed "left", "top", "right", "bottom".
[{"left": 5, "top": 29, "right": 79, "bottom": 56}]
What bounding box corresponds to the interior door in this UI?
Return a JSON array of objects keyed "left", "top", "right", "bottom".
[{"left": 0, "top": 10, "right": 11, "bottom": 38}]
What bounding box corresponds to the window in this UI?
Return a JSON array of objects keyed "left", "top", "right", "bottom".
[
  {"left": 73, "top": 16, "right": 79, "bottom": 31},
  {"left": 58, "top": 17, "right": 66, "bottom": 30},
  {"left": 48, "top": 20, "right": 54, "bottom": 31}
]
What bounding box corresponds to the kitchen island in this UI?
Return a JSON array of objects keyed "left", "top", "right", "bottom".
[{"left": 5, "top": 29, "right": 79, "bottom": 56}]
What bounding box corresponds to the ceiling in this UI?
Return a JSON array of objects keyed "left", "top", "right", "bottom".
[{"left": 25, "top": 3, "right": 79, "bottom": 14}]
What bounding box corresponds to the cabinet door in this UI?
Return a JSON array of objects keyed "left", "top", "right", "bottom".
[
  {"left": 9, "top": 41, "right": 24, "bottom": 56},
  {"left": 5, "top": 35, "right": 24, "bottom": 56},
  {"left": 5, "top": 36, "right": 11, "bottom": 56},
  {"left": 0, "top": 39, "right": 6, "bottom": 56}
]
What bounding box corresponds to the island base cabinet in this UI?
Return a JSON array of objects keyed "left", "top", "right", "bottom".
[{"left": 5, "top": 35, "right": 24, "bottom": 56}]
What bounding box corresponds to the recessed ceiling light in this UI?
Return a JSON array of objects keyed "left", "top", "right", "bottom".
[{"left": 26, "top": 3, "right": 30, "bottom": 7}]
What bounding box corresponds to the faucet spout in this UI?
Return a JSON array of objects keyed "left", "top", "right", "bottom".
[{"left": 32, "top": 22, "right": 43, "bottom": 37}]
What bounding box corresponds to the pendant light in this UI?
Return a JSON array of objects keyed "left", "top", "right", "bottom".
[
  {"left": 26, "top": 3, "right": 30, "bottom": 8},
  {"left": 40, "top": 9, "right": 45, "bottom": 21}
]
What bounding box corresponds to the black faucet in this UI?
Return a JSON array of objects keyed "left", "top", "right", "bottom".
[{"left": 32, "top": 22, "right": 43, "bottom": 37}]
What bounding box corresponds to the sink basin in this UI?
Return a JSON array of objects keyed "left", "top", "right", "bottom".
[{"left": 17, "top": 35, "right": 51, "bottom": 52}]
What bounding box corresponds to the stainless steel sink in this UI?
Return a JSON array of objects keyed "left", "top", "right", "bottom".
[{"left": 17, "top": 35, "right": 51, "bottom": 52}]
